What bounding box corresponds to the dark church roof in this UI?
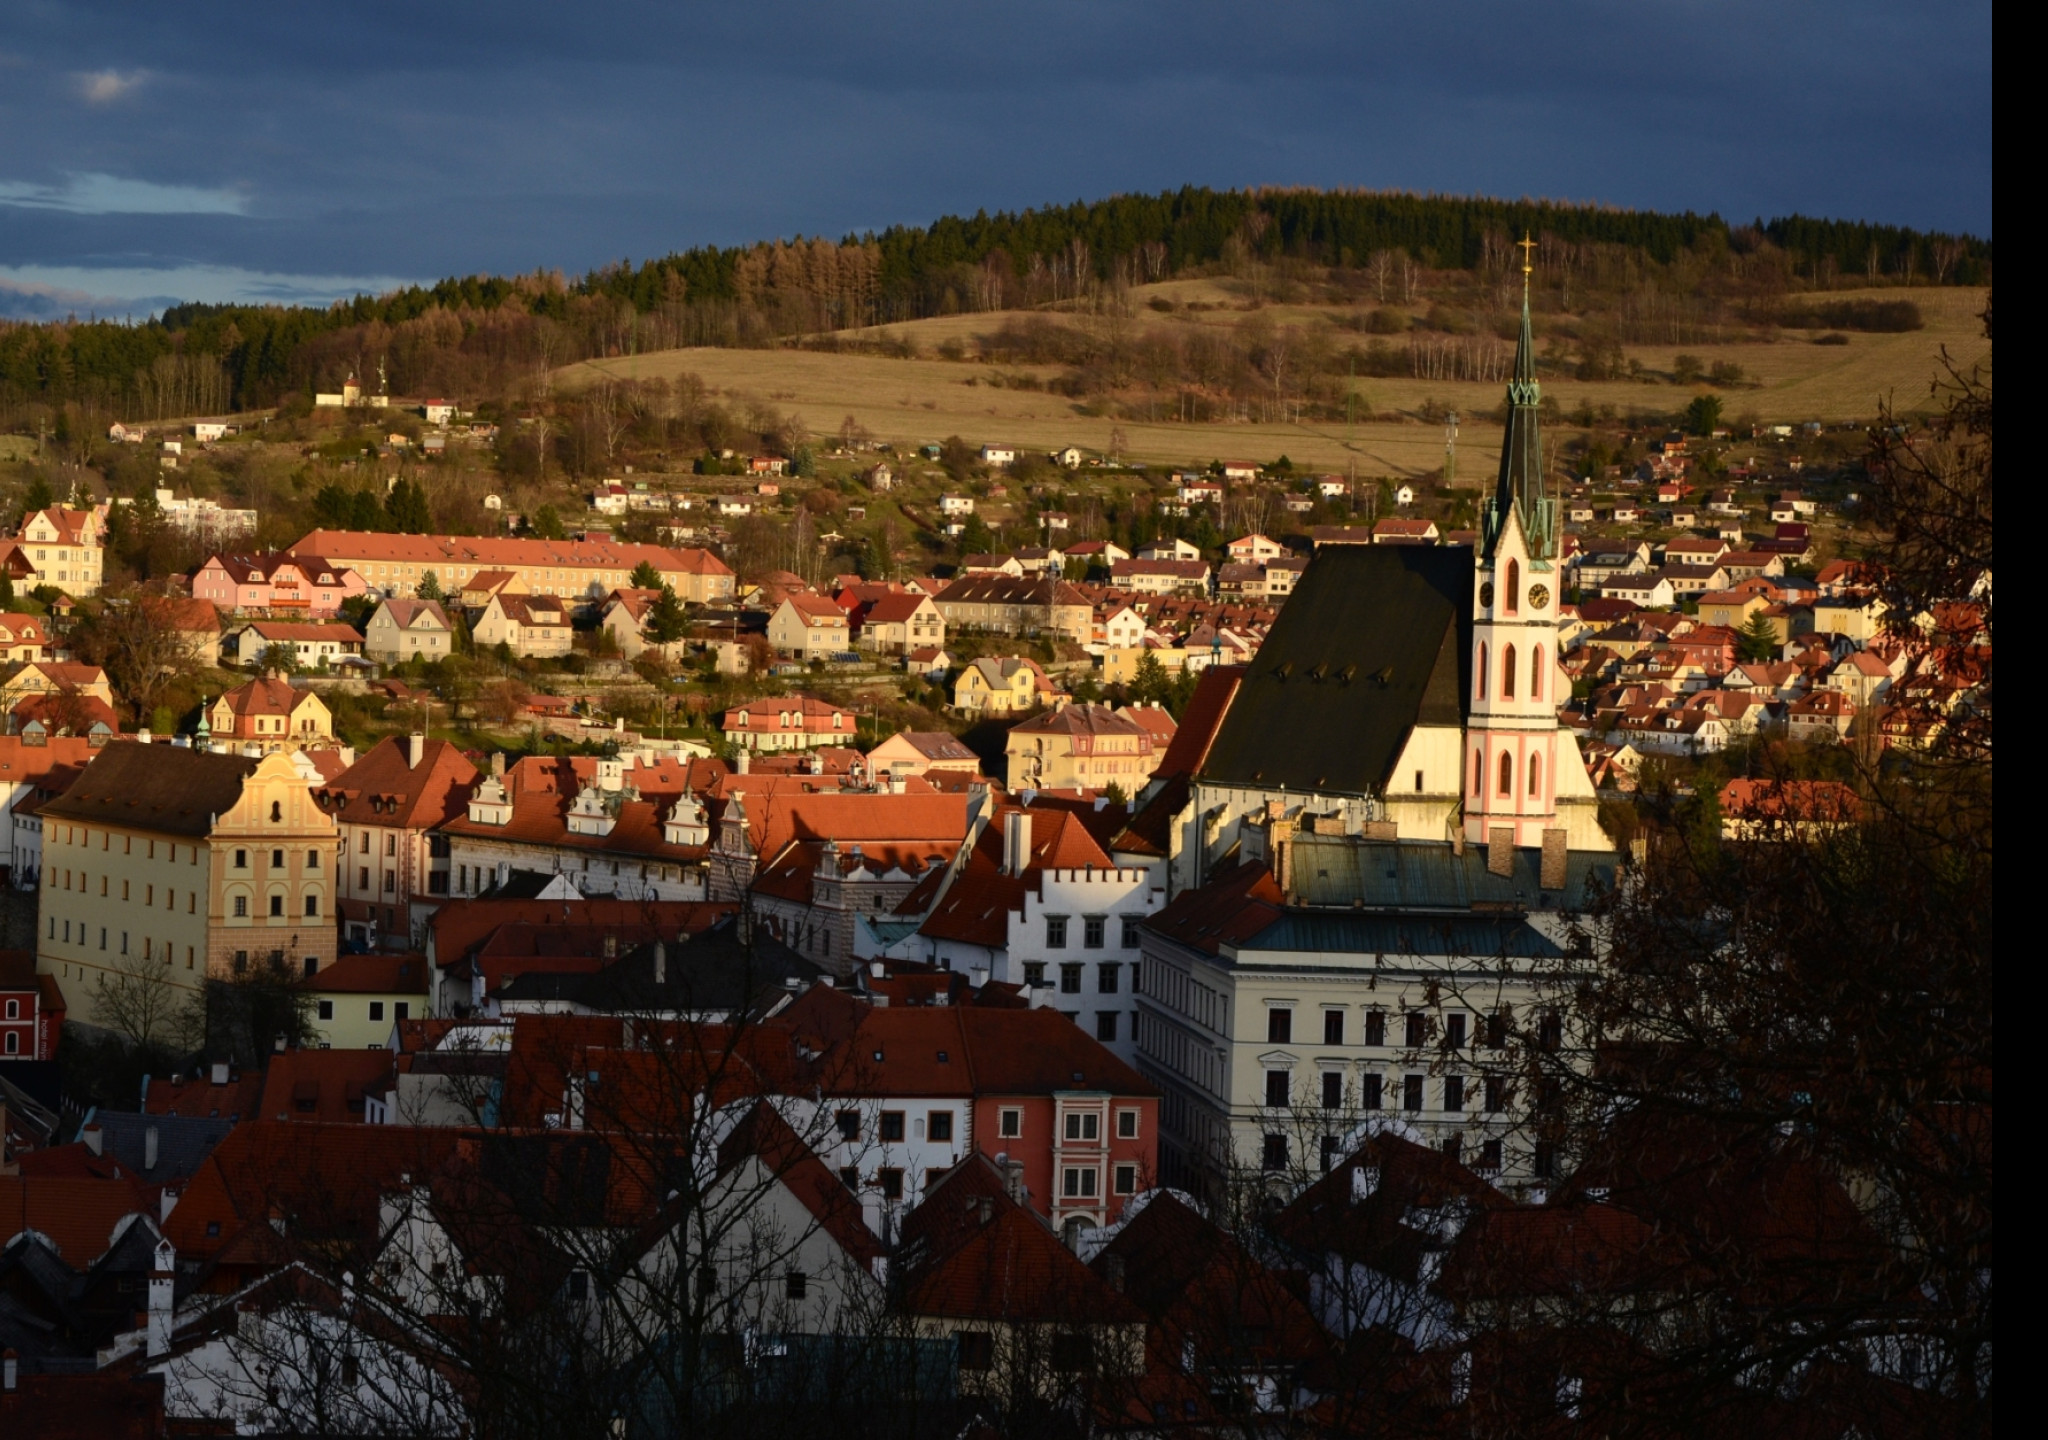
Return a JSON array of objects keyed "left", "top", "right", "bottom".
[{"left": 1199, "top": 544, "right": 1472, "bottom": 798}]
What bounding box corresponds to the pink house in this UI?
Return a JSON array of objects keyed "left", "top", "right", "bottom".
[{"left": 192, "top": 552, "right": 366, "bottom": 617}]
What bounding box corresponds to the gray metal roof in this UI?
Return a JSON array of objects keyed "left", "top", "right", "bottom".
[
  {"left": 1288, "top": 835, "right": 1614, "bottom": 913},
  {"left": 93, "top": 1110, "right": 238, "bottom": 1186},
  {"left": 1234, "top": 912, "right": 1565, "bottom": 961}
]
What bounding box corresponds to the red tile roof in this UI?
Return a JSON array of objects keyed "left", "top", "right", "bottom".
[
  {"left": 314, "top": 735, "right": 479, "bottom": 830},
  {"left": 0, "top": 1174, "right": 150, "bottom": 1267},
  {"left": 256, "top": 1049, "right": 398, "bottom": 1123}
]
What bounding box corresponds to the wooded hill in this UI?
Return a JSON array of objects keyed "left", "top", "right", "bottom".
[{"left": 0, "top": 187, "right": 1992, "bottom": 423}]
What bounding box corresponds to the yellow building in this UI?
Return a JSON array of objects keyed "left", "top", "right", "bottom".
[
  {"left": 952, "top": 656, "right": 1055, "bottom": 716},
  {"left": 289, "top": 530, "right": 735, "bottom": 604},
  {"left": 1003, "top": 703, "right": 1176, "bottom": 791},
  {"left": 1, "top": 506, "right": 106, "bottom": 596},
  {"left": 2, "top": 662, "right": 113, "bottom": 708},
  {"left": 36, "top": 741, "right": 339, "bottom": 1024},
  {"left": 208, "top": 677, "right": 334, "bottom": 754},
  {"left": 306, "top": 952, "right": 431, "bottom": 1048}
]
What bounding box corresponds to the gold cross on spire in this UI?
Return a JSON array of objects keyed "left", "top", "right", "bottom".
[{"left": 1517, "top": 232, "right": 1537, "bottom": 277}]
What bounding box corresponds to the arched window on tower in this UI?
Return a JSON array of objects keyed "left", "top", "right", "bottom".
[
  {"left": 1506, "top": 559, "right": 1520, "bottom": 614},
  {"left": 1498, "top": 751, "right": 1514, "bottom": 797},
  {"left": 1502, "top": 644, "right": 1517, "bottom": 699},
  {"left": 1476, "top": 643, "right": 1488, "bottom": 702},
  {"left": 1472, "top": 749, "right": 1482, "bottom": 796},
  {"left": 1531, "top": 646, "right": 1545, "bottom": 701},
  {"left": 1529, "top": 753, "right": 1542, "bottom": 798}
]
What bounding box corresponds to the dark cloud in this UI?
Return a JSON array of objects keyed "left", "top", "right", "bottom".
[{"left": 0, "top": 0, "right": 1991, "bottom": 315}]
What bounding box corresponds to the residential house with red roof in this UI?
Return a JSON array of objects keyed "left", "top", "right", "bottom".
[
  {"left": 470, "top": 591, "right": 571, "bottom": 658},
  {"left": 312, "top": 735, "right": 477, "bottom": 947},
  {"left": 222, "top": 620, "right": 365, "bottom": 670},
  {"left": 853, "top": 591, "right": 944, "bottom": 654},
  {"left": 952, "top": 654, "right": 1058, "bottom": 716},
  {"left": 0, "top": 611, "right": 50, "bottom": 664},
  {"left": 0, "top": 662, "right": 113, "bottom": 710},
  {"left": 191, "top": 551, "right": 364, "bottom": 616},
  {"left": 362, "top": 597, "right": 453, "bottom": 663},
  {"left": 1003, "top": 703, "right": 1173, "bottom": 792},
  {"left": 766, "top": 593, "right": 852, "bottom": 659},
  {"left": 206, "top": 677, "right": 334, "bottom": 754},
  {"left": 720, "top": 695, "right": 858, "bottom": 753},
  {"left": 3, "top": 505, "right": 105, "bottom": 595}
]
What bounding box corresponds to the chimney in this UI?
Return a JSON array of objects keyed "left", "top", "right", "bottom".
[
  {"left": 490, "top": 750, "right": 506, "bottom": 778},
  {"left": 870, "top": 960, "right": 886, "bottom": 981},
  {"left": 407, "top": 733, "right": 425, "bottom": 769},
  {"left": 652, "top": 941, "right": 667, "bottom": 987},
  {"left": 1002, "top": 810, "right": 1032, "bottom": 877},
  {"left": 735, "top": 748, "right": 751, "bottom": 775},
  {"left": 144, "top": 1126, "right": 160, "bottom": 1172},
  {"left": 83, "top": 1123, "right": 104, "bottom": 1156},
  {"left": 1351, "top": 1163, "right": 1380, "bottom": 1203},
  {"left": 3, "top": 1349, "right": 16, "bottom": 1392},
  {"left": 1001, "top": 1158, "right": 1027, "bottom": 1205},
  {"left": 1540, "top": 828, "right": 1569, "bottom": 891},
  {"left": 969, "top": 965, "right": 990, "bottom": 990},
  {"left": 1269, "top": 814, "right": 1295, "bottom": 895},
  {"left": 210, "top": 1061, "right": 229, "bottom": 1085},
  {"left": 1363, "top": 819, "right": 1398, "bottom": 841},
  {"left": 1487, "top": 826, "right": 1515, "bottom": 878}
]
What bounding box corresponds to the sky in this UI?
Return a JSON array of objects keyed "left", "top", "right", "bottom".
[{"left": 0, "top": 0, "right": 1992, "bottom": 321}]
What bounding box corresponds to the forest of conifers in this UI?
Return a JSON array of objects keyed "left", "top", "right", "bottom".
[{"left": 0, "top": 186, "right": 1992, "bottom": 421}]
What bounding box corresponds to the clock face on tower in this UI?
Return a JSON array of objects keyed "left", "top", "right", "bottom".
[
  {"left": 1528, "top": 583, "right": 1550, "bottom": 610},
  {"left": 1478, "top": 582, "right": 1495, "bottom": 608}
]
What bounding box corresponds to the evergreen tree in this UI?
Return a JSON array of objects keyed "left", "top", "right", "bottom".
[
  {"left": 385, "top": 478, "right": 433, "bottom": 534},
  {"left": 1683, "top": 393, "right": 1725, "bottom": 437},
  {"left": 629, "top": 560, "right": 663, "bottom": 589},
  {"left": 0, "top": 572, "right": 13, "bottom": 607},
  {"left": 16, "top": 474, "right": 54, "bottom": 524},
  {"left": 1737, "top": 608, "right": 1781, "bottom": 662},
  {"left": 417, "top": 569, "right": 443, "bottom": 601},
  {"left": 645, "top": 583, "right": 688, "bottom": 645},
  {"left": 530, "top": 505, "right": 566, "bottom": 540}
]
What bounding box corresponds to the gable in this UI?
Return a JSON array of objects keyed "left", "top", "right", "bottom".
[{"left": 1200, "top": 544, "right": 1471, "bottom": 797}]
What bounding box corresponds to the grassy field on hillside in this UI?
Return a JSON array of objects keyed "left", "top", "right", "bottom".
[{"left": 559, "top": 285, "right": 1987, "bottom": 478}]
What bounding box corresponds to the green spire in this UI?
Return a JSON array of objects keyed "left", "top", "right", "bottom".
[{"left": 1484, "top": 234, "right": 1555, "bottom": 561}]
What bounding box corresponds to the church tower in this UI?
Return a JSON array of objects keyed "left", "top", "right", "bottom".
[{"left": 1465, "top": 237, "right": 1567, "bottom": 848}]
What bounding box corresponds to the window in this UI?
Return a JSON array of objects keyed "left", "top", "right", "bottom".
[
  {"left": 1529, "top": 753, "right": 1542, "bottom": 798},
  {"left": 3, "top": 1000, "right": 15, "bottom": 1019},
  {"left": 271, "top": 848, "right": 284, "bottom": 869},
  {"left": 1064, "top": 1111, "right": 1099, "bottom": 1141},
  {"left": 233, "top": 896, "right": 248, "bottom": 918},
  {"left": 369, "top": 1001, "right": 385, "bottom": 1022},
  {"left": 1506, "top": 558, "right": 1520, "bottom": 613},
  {"left": 1267, "top": 1007, "right": 1292, "bottom": 1043},
  {"left": 1415, "top": 768, "right": 1425, "bottom": 792},
  {"left": 1320, "top": 1134, "right": 1342, "bottom": 1172},
  {"left": 305, "top": 894, "right": 320, "bottom": 917},
  {"left": 1022, "top": 962, "right": 1046, "bottom": 987},
  {"left": 307, "top": 849, "right": 320, "bottom": 871},
  {"left": 1365, "top": 1011, "right": 1386, "bottom": 1047},
  {"left": 1113, "top": 1163, "right": 1137, "bottom": 1195},
  {"left": 879, "top": 1110, "right": 905, "bottom": 1142},
  {"left": 303, "top": 956, "right": 316, "bottom": 978},
  {"left": 1360, "top": 1073, "right": 1383, "bottom": 1110},
  {"left": 1403, "top": 1074, "right": 1425, "bottom": 1112},
  {"left": 383, "top": 871, "right": 396, "bottom": 894},
  {"left": 839, "top": 1166, "right": 860, "bottom": 1191},
  {"left": 1059, "top": 963, "right": 1082, "bottom": 994},
  {"left": 1498, "top": 750, "right": 1514, "bottom": 797},
  {"left": 359, "top": 867, "right": 370, "bottom": 889},
  {"left": 1404, "top": 1011, "right": 1426, "bottom": 1048},
  {"left": 1531, "top": 646, "right": 1545, "bottom": 701},
  {"left": 234, "top": 950, "right": 248, "bottom": 974},
  {"left": 1538, "top": 1011, "right": 1563, "bottom": 1051},
  {"left": 1095, "top": 1011, "right": 1117, "bottom": 1042},
  {"left": 1097, "top": 962, "right": 1119, "bottom": 994},
  {"left": 1476, "top": 643, "right": 1488, "bottom": 701},
  {"left": 269, "top": 894, "right": 284, "bottom": 917},
  {"left": 1445, "top": 1013, "right": 1466, "bottom": 1050},
  {"left": 1485, "top": 1012, "right": 1509, "bottom": 1048},
  {"left": 1502, "top": 642, "right": 1517, "bottom": 698},
  {"left": 270, "top": 801, "right": 282, "bottom": 822},
  {"left": 1045, "top": 916, "right": 1068, "bottom": 948},
  {"left": 1445, "top": 1076, "right": 1466, "bottom": 1112},
  {"left": 234, "top": 849, "right": 248, "bottom": 869},
  {"left": 395, "top": 1002, "right": 409, "bottom": 1021},
  {"left": 359, "top": 832, "right": 370, "bottom": 854},
  {"left": 1441, "top": 1135, "right": 1463, "bottom": 1163},
  {"left": 1484, "top": 1076, "right": 1507, "bottom": 1113},
  {"left": 1261, "top": 1134, "right": 1288, "bottom": 1171},
  {"left": 1533, "top": 1142, "right": 1557, "bottom": 1179},
  {"left": 1049, "top": 1333, "right": 1092, "bottom": 1374},
  {"left": 317, "top": 1000, "right": 334, "bottom": 1020},
  {"left": 4, "top": 1033, "right": 15, "bottom": 1055},
  {"left": 1062, "top": 1166, "right": 1098, "bottom": 1199},
  {"left": 999, "top": 1108, "right": 1021, "bottom": 1138},
  {"left": 1471, "top": 747, "right": 1482, "bottom": 795},
  {"left": 1480, "top": 1139, "right": 1504, "bottom": 1172},
  {"left": 1264, "top": 1070, "right": 1290, "bottom": 1108},
  {"left": 1121, "top": 917, "right": 1141, "bottom": 949},
  {"left": 386, "top": 834, "right": 397, "bottom": 857},
  {"left": 957, "top": 1332, "right": 994, "bottom": 1372},
  {"left": 835, "top": 1110, "right": 861, "bottom": 1141},
  {"left": 1323, "top": 1009, "right": 1344, "bottom": 1045},
  {"left": 785, "top": 1271, "right": 808, "bottom": 1301},
  {"left": 928, "top": 1111, "right": 954, "bottom": 1143},
  {"left": 878, "top": 1168, "right": 904, "bottom": 1200},
  {"left": 1321, "top": 1071, "right": 1343, "bottom": 1110}
]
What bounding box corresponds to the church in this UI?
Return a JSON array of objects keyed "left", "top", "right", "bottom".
[{"left": 1129, "top": 253, "right": 1616, "bottom": 1196}]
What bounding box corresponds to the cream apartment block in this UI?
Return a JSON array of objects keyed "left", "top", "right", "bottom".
[
  {"left": 36, "top": 742, "right": 340, "bottom": 1024},
  {"left": 288, "top": 531, "right": 734, "bottom": 604},
  {"left": 1, "top": 506, "right": 106, "bottom": 596}
]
